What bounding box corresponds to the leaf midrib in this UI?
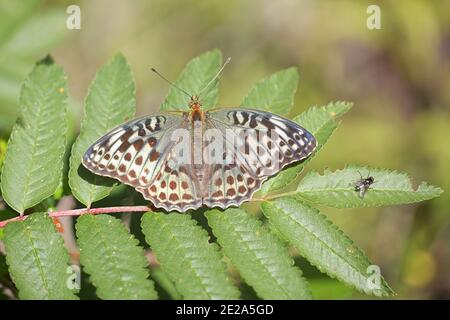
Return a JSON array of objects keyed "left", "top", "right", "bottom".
[
  {"left": 22, "top": 223, "right": 51, "bottom": 298},
  {"left": 83, "top": 217, "right": 133, "bottom": 298},
  {"left": 20, "top": 83, "right": 61, "bottom": 211}
]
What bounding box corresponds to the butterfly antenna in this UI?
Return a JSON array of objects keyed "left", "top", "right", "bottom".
[
  {"left": 198, "top": 57, "right": 231, "bottom": 99},
  {"left": 151, "top": 67, "right": 192, "bottom": 99}
]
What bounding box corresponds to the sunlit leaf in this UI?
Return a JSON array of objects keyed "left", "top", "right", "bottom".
[
  {"left": 295, "top": 165, "right": 443, "bottom": 208},
  {"left": 68, "top": 53, "right": 136, "bottom": 207},
  {"left": 261, "top": 197, "right": 394, "bottom": 296},
  {"left": 141, "top": 212, "right": 240, "bottom": 299},
  {"left": 0, "top": 58, "right": 67, "bottom": 213},
  {"left": 206, "top": 208, "right": 312, "bottom": 299},
  {"left": 160, "top": 49, "right": 222, "bottom": 111},
  {"left": 241, "top": 68, "right": 299, "bottom": 115}
]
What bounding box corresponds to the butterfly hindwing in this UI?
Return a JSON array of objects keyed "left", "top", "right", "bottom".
[{"left": 136, "top": 157, "right": 202, "bottom": 212}]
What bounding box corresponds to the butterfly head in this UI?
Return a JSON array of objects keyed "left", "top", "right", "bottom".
[
  {"left": 189, "top": 95, "right": 201, "bottom": 110},
  {"left": 189, "top": 95, "right": 204, "bottom": 121}
]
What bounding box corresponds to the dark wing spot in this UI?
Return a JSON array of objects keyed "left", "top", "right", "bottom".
[
  {"left": 124, "top": 153, "right": 132, "bottom": 161},
  {"left": 211, "top": 191, "right": 223, "bottom": 198},
  {"left": 169, "top": 181, "right": 177, "bottom": 190},
  {"left": 159, "top": 192, "right": 166, "bottom": 200},
  {"left": 135, "top": 156, "right": 143, "bottom": 165},
  {"left": 150, "top": 150, "right": 160, "bottom": 162},
  {"left": 261, "top": 117, "right": 275, "bottom": 130},
  {"left": 226, "top": 188, "right": 236, "bottom": 197},
  {"left": 227, "top": 176, "right": 234, "bottom": 184},
  {"left": 133, "top": 139, "right": 144, "bottom": 150},
  {"left": 182, "top": 194, "right": 193, "bottom": 200},
  {"left": 249, "top": 115, "right": 258, "bottom": 128},
  {"left": 148, "top": 137, "right": 157, "bottom": 147},
  {"left": 169, "top": 193, "right": 179, "bottom": 201},
  {"left": 138, "top": 128, "right": 146, "bottom": 137}
]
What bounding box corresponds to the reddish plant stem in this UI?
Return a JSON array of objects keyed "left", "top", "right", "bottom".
[{"left": 0, "top": 205, "right": 152, "bottom": 228}]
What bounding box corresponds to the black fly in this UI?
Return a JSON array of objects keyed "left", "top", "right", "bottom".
[{"left": 354, "top": 171, "right": 375, "bottom": 199}]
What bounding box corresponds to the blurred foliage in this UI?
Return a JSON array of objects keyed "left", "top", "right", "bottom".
[{"left": 0, "top": 0, "right": 448, "bottom": 299}]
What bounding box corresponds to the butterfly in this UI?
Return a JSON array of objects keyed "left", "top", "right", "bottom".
[{"left": 82, "top": 62, "right": 317, "bottom": 212}]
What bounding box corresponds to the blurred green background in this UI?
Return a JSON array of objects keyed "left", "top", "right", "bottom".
[{"left": 0, "top": 0, "right": 449, "bottom": 299}]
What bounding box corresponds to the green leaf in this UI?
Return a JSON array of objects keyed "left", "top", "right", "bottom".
[
  {"left": 141, "top": 212, "right": 240, "bottom": 299},
  {"left": 3, "top": 212, "right": 78, "bottom": 299},
  {"left": 295, "top": 165, "right": 443, "bottom": 208},
  {"left": 160, "top": 49, "right": 222, "bottom": 111},
  {"left": 150, "top": 267, "right": 183, "bottom": 300},
  {"left": 76, "top": 214, "right": 157, "bottom": 300},
  {"left": 241, "top": 68, "right": 299, "bottom": 115},
  {"left": 0, "top": 59, "right": 68, "bottom": 213},
  {"left": 257, "top": 101, "right": 353, "bottom": 196},
  {"left": 261, "top": 197, "right": 394, "bottom": 297},
  {"left": 68, "top": 53, "right": 136, "bottom": 207},
  {"left": 206, "top": 208, "right": 312, "bottom": 299}
]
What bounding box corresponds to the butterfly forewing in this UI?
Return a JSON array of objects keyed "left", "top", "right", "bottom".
[{"left": 82, "top": 113, "right": 184, "bottom": 188}]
